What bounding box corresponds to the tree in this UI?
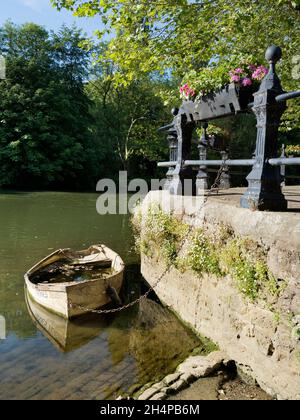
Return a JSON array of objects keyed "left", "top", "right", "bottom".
[
  {"left": 52, "top": 1, "right": 299, "bottom": 80},
  {"left": 88, "top": 77, "right": 171, "bottom": 178},
  {"left": 52, "top": 0, "right": 300, "bottom": 132},
  {"left": 0, "top": 22, "right": 97, "bottom": 189},
  {"left": 87, "top": 55, "right": 172, "bottom": 178}
]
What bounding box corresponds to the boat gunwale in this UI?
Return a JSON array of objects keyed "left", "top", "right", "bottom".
[{"left": 24, "top": 245, "right": 125, "bottom": 293}]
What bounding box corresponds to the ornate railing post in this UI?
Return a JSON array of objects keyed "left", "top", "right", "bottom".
[
  {"left": 280, "top": 144, "right": 286, "bottom": 187},
  {"left": 196, "top": 122, "right": 209, "bottom": 192},
  {"left": 219, "top": 150, "right": 231, "bottom": 189},
  {"left": 164, "top": 116, "right": 179, "bottom": 191},
  {"left": 167, "top": 110, "right": 195, "bottom": 195},
  {"left": 240, "top": 46, "right": 288, "bottom": 211}
]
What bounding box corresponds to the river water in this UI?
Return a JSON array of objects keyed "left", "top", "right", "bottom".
[{"left": 0, "top": 192, "right": 203, "bottom": 400}]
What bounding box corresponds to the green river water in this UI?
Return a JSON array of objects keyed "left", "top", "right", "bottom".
[{"left": 0, "top": 192, "right": 202, "bottom": 400}]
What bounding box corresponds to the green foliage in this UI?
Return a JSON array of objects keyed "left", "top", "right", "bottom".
[
  {"left": 135, "top": 205, "right": 286, "bottom": 303},
  {"left": 51, "top": 1, "right": 300, "bottom": 101},
  {"left": 294, "top": 328, "right": 300, "bottom": 338},
  {"left": 0, "top": 23, "right": 171, "bottom": 188},
  {"left": 273, "top": 311, "right": 281, "bottom": 325},
  {"left": 181, "top": 53, "right": 263, "bottom": 98},
  {"left": 219, "top": 239, "right": 257, "bottom": 301},
  {"left": 0, "top": 22, "right": 97, "bottom": 189},
  {"left": 285, "top": 145, "right": 300, "bottom": 156},
  {"left": 87, "top": 66, "right": 171, "bottom": 177},
  {"left": 186, "top": 229, "right": 221, "bottom": 277},
  {"left": 182, "top": 67, "right": 231, "bottom": 99},
  {"left": 220, "top": 238, "right": 286, "bottom": 302},
  {"left": 134, "top": 203, "right": 189, "bottom": 265},
  {"left": 51, "top": 0, "right": 300, "bottom": 164}
]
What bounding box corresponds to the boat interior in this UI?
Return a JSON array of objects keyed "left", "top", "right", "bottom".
[{"left": 30, "top": 246, "right": 115, "bottom": 285}]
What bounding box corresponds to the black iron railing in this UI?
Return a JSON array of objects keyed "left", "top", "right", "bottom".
[{"left": 158, "top": 45, "right": 300, "bottom": 211}]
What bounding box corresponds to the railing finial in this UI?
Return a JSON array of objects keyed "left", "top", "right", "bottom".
[
  {"left": 259, "top": 45, "right": 284, "bottom": 92},
  {"left": 265, "top": 45, "right": 282, "bottom": 64}
]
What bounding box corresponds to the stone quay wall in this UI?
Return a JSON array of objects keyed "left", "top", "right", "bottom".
[{"left": 139, "top": 190, "right": 300, "bottom": 400}]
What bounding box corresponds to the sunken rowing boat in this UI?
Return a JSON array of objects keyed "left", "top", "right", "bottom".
[{"left": 24, "top": 245, "right": 125, "bottom": 319}]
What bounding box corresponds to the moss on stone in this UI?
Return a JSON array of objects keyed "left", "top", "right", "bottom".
[
  {"left": 190, "top": 337, "right": 219, "bottom": 356},
  {"left": 185, "top": 229, "right": 222, "bottom": 277},
  {"left": 273, "top": 311, "right": 281, "bottom": 325},
  {"left": 133, "top": 204, "right": 286, "bottom": 305},
  {"left": 133, "top": 203, "right": 189, "bottom": 265}
]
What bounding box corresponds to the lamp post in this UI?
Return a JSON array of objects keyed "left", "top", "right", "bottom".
[{"left": 164, "top": 124, "right": 178, "bottom": 191}]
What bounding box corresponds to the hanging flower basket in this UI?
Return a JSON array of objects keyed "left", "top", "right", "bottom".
[
  {"left": 179, "top": 62, "right": 268, "bottom": 122},
  {"left": 181, "top": 83, "right": 254, "bottom": 122}
]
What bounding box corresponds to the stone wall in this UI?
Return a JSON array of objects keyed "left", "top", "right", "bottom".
[{"left": 139, "top": 191, "right": 300, "bottom": 400}]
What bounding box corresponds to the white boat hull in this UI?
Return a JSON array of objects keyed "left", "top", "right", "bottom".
[{"left": 24, "top": 245, "right": 125, "bottom": 319}]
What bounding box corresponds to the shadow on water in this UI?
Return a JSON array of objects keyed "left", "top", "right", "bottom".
[
  {"left": 23, "top": 264, "right": 151, "bottom": 354},
  {"left": 14, "top": 264, "right": 202, "bottom": 400},
  {"left": 0, "top": 190, "right": 30, "bottom": 195},
  {"left": 0, "top": 192, "right": 205, "bottom": 400}
]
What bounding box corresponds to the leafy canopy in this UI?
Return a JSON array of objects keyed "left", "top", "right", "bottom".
[
  {"left": 0, "top": 22, "right": 96, "bottom": 188},
  {"left": 52, "top": 1, "right": 300, "bottom": 130},
  {"left": 87, "top": 56, "right": 172, "bottom": 177},
  {"left": 52, "top": 1, "right": 299, "bottom": 84}
]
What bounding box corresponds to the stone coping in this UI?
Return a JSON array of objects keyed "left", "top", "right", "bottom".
[{"left": 141, "top": 188, "right": 300, "bottom": 250}]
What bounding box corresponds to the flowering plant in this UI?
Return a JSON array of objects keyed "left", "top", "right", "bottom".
[
  {"left": 285, "top": 145, "right": 300, "bottom": 156},
  {"left": 179, "top": 83, "right": 196, "bottom": 101},
  {"left": 180, "top": 57, "right": 269, "bottom": 101},
  {"left": 229, "top": 64, "right": 268, "bottom": 87}
]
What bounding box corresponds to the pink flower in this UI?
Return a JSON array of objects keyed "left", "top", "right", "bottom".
[
  {"left": 252, "top": 65, "right": 268, "bottom": 81},
  {"left": 230, "top": 74, "right": 241, "bottom": 83},
  {"left": 258, "top": 65, "right": 268, "bottom": 74},
  {"left": 249, "top": 64, "right": 257, "bottom": 72},
  {"left": 179, "top": 83, "right": 196, "bottom": 100},
  {"left": 234, "top": 68, "right": 243, "bottom": 74},
  {"left": 241, "top": 77, "right": 252, "bottom": 87}
]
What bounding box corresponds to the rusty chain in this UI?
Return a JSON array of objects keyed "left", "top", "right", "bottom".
[
  {"left": 69, "top": 159, "right": 227, "bottom": 315},
  {"left": 69, "top": 264, "right": 173, "bottom": 315}
]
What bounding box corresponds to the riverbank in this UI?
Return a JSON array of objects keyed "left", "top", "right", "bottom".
[
  {"left": 170, "top": 375, "right": 273, "bottom": 401},
  {"left": 137, "top": 189, "right": 300, "bottom": 400},
  {"left": 133, "top": 351, "right": 272, "bottom": 401}
]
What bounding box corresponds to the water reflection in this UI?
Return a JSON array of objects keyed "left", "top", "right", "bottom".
[
  {"left": 0, "top": 285, "right": 200, "bottom": 400},
  {"left": 0, "top": 192, "right": 201, "bottom": 400},
  {"left": 0, "top": 192, "right": 134, "bottom": 340},
  {"left": 25, "top": 291, "right": 109, "bottom": 353},
  {"left": 0, "top": 315, "right": 5, "bottom": 339}
]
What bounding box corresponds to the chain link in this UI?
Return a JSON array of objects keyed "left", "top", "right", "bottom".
[
  {"left": 208, "top": 158, "right": 227, "bottom": 195},
  {"left": 69, "top": 264, "right": 173, "bottom": 315},
  {"left": 69, "top": 160, "right": 227, "bottom": 315}
]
